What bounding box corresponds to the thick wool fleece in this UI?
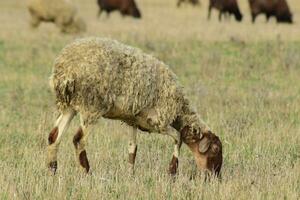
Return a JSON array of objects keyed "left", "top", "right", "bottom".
[
  {"left": 28, "top": 0, "right": 86, "bottom": 33},
  {"left": 50, "top": 37, "right": 208, "bottom": 134}
]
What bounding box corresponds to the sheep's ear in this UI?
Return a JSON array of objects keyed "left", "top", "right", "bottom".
[{"left": 198, "top": 136, "right": 211, "bottom": 153}]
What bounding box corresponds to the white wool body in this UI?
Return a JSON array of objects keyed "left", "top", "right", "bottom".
[{"left": 51, "top": 37, "right": 208, "bottom": 135}]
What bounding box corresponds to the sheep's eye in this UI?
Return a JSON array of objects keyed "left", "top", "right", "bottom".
[{"left": 211, "top": 144, "right": 220, "bottom": 154}]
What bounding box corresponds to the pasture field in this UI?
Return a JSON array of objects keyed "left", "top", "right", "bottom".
[{"left": 0, "top": 0, "right": 300, "bottom": 199}]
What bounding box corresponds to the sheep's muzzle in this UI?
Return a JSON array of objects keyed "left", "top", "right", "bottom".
[{"left": 181, "top": 127, "right": 223, "bottom": 177}]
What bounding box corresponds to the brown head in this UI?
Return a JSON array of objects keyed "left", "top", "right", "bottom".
[
  {"left": 181, "top": 126, "right": 223, "bottom": 177},
  {"left": 127, "top": 0, "right": 141, "bottom": 18}
]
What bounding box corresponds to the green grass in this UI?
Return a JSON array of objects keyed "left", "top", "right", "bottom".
[
  {"left": 0, "top": 0, "right": 300, "bottom": 199},
  {"left": 1, "top": 38, "right": 299, "bottom": 199}
]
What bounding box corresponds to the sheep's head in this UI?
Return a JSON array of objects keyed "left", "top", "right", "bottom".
[
  {"left": 181, "top": 126, "right": 223, "bottom": 177},
  {"left": 126, "top": 0, "right": 141, "bottom": 18}
]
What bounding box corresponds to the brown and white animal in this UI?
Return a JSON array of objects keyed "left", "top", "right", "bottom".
[
  {"left": 27, "top": 0, "right": 86, "bottom": 33},
  {"left": 248, "top": 0, "right": 293, "bottom": 23},
  {"left": 97, "top": 0, "right": 141, "bottom": 18},
  {"left": 208, "top": 0, "right": 243, "bottom": 22},
  {"left": 177, "top": 0, "right": 200, "bottom": 7},
  {"left": 47, "top": 37, "right": 223, "bottom": 177}
]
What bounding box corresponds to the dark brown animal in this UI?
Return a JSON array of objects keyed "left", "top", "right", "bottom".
[
  {"left": 97, "top": 0, "right": 141, "bottom": 18},
  {"left": 248, "top": 0, "right": 293, "bottom": 23},
  {"left": 208, "top": 0, "right": 243, "bottom": 22},
  {"left": 177, "top": 0, "right": 200, "bottom": 7}
]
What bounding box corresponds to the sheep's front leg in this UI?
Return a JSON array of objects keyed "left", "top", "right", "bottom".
[
  {"left": 163, "top": 127, "right": 182, "bottom": 175},
  {"left": 218, "top": 11, "right": 223, "bottom": 21},
  {"left": 73, "top": 115, "right": 91, "bottom": 173},
  {"left": 169, "top": 140, "right": 182, "bottom": 175},
  {"left": 128, "top": 127, "right": 138, "bottom": 175},
  {"left": 29, "top": 15, "right": 40, "bottom": 28},
  {"left": 47, "top": 109, "right": 76, "bottom": 174},
  {"left": 97, "top": 8, "right": 103, "bottom": 18},
  {"left": 55, "top": 16, "right": 73, "bottom": 33},
  {"left": 28, "top": 9, "right": 40, "bottom": 28}
]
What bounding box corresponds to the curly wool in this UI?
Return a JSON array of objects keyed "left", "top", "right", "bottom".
[
  {"left": 50, "top": 37, "right": 209, "bottom": 134},
  {"left": 27, "top": 0, "right": 86, "bottom": 33}
]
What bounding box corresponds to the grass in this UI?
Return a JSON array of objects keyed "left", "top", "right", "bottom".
[{"left": 0, "top": 0, "right": 300, "bottom": 199}]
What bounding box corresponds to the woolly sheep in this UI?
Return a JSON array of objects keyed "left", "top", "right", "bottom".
[
  {"left": 27, "top": 0, "right": 86, "bottom": 34},
  {"left": 47, "top": 37, "right": 223, "bottom": 177}
]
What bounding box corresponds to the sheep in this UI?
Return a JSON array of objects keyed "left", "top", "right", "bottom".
[
  {"left": 47, "top": 37, "right": 223, "bottom": 177},
  {"left": 27, "top": 0, "right": 86, "bottom": 34},
  {"left": 97, "top": 0, "right": 141, "bottom": 19},
  {"left": 208, "top": 0, "right": 243, "bottom": 22},
  {"left": 248, "top": 0, "right": 293, "bottom": 23}
]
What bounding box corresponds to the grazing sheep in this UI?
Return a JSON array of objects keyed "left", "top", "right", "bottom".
[
  {"left": 208, "top": 0, "right": 243, "bottom": 22},
  {"left": 47, "top": 37, "right": 223, "bottom": 177},
  {"left": 27, "top": 0, "right": 86, "bottom": 33},
  {"left": 248, "top": 0, "right": 293, "bottom": 23},
  {"left": 177, "top": 0, "right": 200, "bottom": 7},
  {"left": 97, "top": 0, "right": 141, "bottom": 19}
]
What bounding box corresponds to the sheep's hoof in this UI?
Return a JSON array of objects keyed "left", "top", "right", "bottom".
[
  {"left": 48, "top": 161, "right": 57, "bottom": 175},
  {"left": 127, "top": 164, "right": 136, "bottom": 177},
  {"left": 82, "top": 168, "right": 92, "bottom": 175}
]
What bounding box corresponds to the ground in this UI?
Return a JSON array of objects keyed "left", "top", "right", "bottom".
[{"left": 0, "top": 0, "right": 299, "bottom": 199}]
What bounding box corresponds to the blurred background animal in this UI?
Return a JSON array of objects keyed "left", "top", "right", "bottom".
[
  {"left": 208, "top": 0, "right": 243, "bottom": 22},
  {"left": 97, "top": 0, "right": 141, "bottom": 18},
  {"left": 27, "top": 0, "right": 86, "bottom": 33},
  {"left": 248, "top": 0, "right": 293, "bottom": 23}
]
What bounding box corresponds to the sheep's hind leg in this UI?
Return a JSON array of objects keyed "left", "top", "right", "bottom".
[
  {"left": 128, "top": 127, "right": 138, "bottom": 175},
  {"left": 97, "top": 8, "right": 103, "bottom": 18},
  {"left": 47, "top": 109, "right": 76, "bottom": 174},
  {"left": 73, "top": 115, "right": 91, "bottom": 173}
]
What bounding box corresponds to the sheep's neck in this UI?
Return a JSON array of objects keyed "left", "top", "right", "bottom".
[
  {"left": 171, "top": 110, "right": 207, "bottom": 143},
  {"left": 171, "top": 112, "right": 196, "bottom": 136}
]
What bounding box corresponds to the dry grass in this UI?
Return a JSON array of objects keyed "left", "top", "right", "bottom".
[{"left": 0, "top": 0, "right": 300, "bottom": 199}]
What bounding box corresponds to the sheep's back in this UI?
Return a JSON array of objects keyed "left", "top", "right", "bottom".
[{"left": 28, "top": 0, "right": 76, "bottom": 20}]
